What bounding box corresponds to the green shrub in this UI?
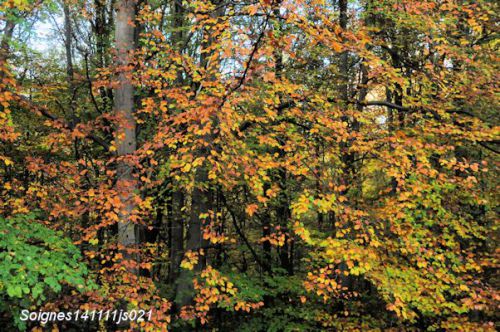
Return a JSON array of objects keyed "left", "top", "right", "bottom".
[{"left": 0, "top": 213, "right": 94, "bottom": 330}]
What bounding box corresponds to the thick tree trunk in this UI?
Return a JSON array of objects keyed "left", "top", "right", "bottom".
[
  {"left": 114, "top": 0, "right": 138, "bottom": 272},
  {"left": 173, "top": 0, "right": 222, "bottom": 310},
  {"left": 174, "top": 166, "right": 211, "bottom": 308}
]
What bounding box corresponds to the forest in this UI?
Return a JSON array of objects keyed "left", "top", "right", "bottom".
[{"left": 0, "top": 0, "right": 498, "bottom": 331}]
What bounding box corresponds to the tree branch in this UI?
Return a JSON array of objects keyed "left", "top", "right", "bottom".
[
  {"left": 15, "top": 94, "right": 110, "bottom": 150},
  {"left": 362, "top": 100, "right": 411, "bottom": 112},
  {"left": 221, "top": 193, "right": 266, "bottom": 272},
  {"left": 478, "top": 142, "right": 500, "bottom": 154}
]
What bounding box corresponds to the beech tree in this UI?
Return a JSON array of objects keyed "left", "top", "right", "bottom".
[{"left": 0, "top": 0, "right": 498, "bottom": 331}]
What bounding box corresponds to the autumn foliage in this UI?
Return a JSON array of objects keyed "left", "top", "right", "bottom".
[{"left": 0, "top": 0, "right": 498, "bottom": 331}]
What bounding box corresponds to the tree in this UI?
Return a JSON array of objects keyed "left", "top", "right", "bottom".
[
  {"left": 0, "top": 0, "right": 497, "bottom": 331},
  {"left": 113, "top": 0, "right": 138, "bottom": 274}
]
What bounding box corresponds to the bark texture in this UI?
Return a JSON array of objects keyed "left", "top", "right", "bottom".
[{"left": 114, "top": 0, "right": 138, "bottom": 269}]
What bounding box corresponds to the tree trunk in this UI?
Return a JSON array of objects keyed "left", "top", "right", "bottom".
[
  {"left": 0, "top": 20, "right": 15, "bottom": 117},
  {"left": 0, "top": 20, "right": 15, "bottom": 82},
  {"left": 173, "top": 0, "right": 222, "bottom": 310},
  {"left": 174, "top": 166, "right": 211, "bottom": 308},
  {"left": 114, "top": 0, "right": 138, "bottom": 272},
  {"left": 161, "top": 0, "right": 188, "bottom": 305},
  {"left": 272, "top": 3, "right": 293, "bottom": 276},
  {"left": 337, "top": 0, "right": 355, "bottom": 296},
  {"left": 63, "top": 3, "right": 79, "bottom": 131},
  {"left": 94, "top": 0, "right": 114, "bottom": 112},
  {"left": 338, "top": 0, "right": 351, "bottom": 193},
  {"left": 63, "top": 3, "right": 74, "bottom": 87},
  {"left": 262, "top": 184, "right": 272, "bottom": 274},
  {"left": 168, "top": 190, "right": 184, "bottom": 284}
]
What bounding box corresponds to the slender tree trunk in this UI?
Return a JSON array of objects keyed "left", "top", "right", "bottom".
[
  {"left": 337, "top": 0, "right": 355, "bottom": 297},
  {"left": 338, "top": 0, "right": 353, "bottom": 193},
  {"left": 94, "top": 0, "right": 109, "bottom": 68},
  {"left": 271, "top": 2, "right": 293, "bottom": 276},
  {"left": 63, "top": 3, "right": 74, "bottom": 86},
  {"left": 167, "top": 0, "right": 186, "bottom": 288},
  {"left": 0, "top": 20, "right": 15, "bottom": 118},
  {"left": 262, "top": 184, "right": 272, "bottom": 274},
  {"left": 339, "top": 0, "right": 349, "bottom": 103},
  {"left": 63, "top": 3, "right": 79, "bottom": 129},
  {"left": 168, "top": 190, "right": 184, "bottom": 284},
  {"left": 0, "top": 20, "right": 15, "bottom": 82},
  {"left": 94, "top": 0, "right": 114, "bottom": 111}
]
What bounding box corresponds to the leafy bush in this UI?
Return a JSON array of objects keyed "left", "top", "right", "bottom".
[{"left": 0, "top": 213, "right": 94, "bottom": 330}]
